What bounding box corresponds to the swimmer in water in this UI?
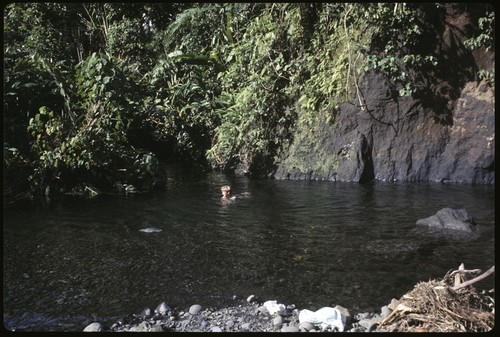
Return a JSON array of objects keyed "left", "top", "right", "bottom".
[{"left": 221, "top": 185, "right": 236, "bottom": 200}]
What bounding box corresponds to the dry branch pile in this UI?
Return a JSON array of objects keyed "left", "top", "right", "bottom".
[{"left": 377, "top": 265, "right": 495, "bottom": 332}]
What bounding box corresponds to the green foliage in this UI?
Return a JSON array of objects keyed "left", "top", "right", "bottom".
[
  {"left": 207, "top": 4, "right": 374, "bottom": 173},
  {"left": 277, "top": 3, "right": 371, "bottom": 176},
  {"left": 3, "top": 2, "right": 493, "bottom": 201},
  {"left": 358, "top": 3, "right": 440, "bottom": 97},
  {"left": 207, "top": 4, "right": 300, "bottom": 173},
  {"left": 464, "top": 11, "right": 495, "bottom": 51},
  {"left": 141, "top": 52, "right": 222, "bottom": 163},
  {"left": 138, "top": 3, "right": 256, "bottom": 166},
  {"left": 4, "top": 3, "right": 168, "bottom": 197},
  {"left": 464, "top": 11, "right": 495, "bottom": 86}
]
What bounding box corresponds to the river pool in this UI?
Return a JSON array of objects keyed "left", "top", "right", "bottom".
[{"left": 3, "top": 172, "right": 495, "bottom": 331}]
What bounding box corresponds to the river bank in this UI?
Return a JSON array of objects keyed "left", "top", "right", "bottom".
[
  {"left": 82, "top": 295, "right": 391, "bottom": 333},
  {"left": 5, "top": 268, "right": 494, "bottom": 332},
  {"left": 82, "top": 269, "right": 495, "bottom": 333},
  {"left": 82, "top": 284, "right": 494, "bottom": 333}
]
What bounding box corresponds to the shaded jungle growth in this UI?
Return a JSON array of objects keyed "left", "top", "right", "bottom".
[{"left": 3, "top": 3, "right": 494, "bottom": 204}]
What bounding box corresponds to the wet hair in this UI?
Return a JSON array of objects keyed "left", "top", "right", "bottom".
[{"left": 221, "top": 185, "right": 231, "bottom": 192}]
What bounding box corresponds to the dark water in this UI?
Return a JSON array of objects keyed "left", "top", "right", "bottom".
[{"left": 3, "top": 172, "right": 495, "bottom": 331}]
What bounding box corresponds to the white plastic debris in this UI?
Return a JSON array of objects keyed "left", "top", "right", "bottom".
[
  {"left": 299, "top": 307, "right": 346, "bottom": 331},
  {"left": 263, "top": 300, "right": 286, "bottom": 316}
]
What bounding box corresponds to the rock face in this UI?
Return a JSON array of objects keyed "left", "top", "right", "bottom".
[
  {"left": 275, "top": 75, "right": 494, "bottom": 184},
  {"left": 433, "top": 81, "right": 495, "bottom": 184},
  {"left": 416, "top": 208, "right": 477, "bottom": 232},
  {"left": 273, "top": 5, "right": 494, "bottom": 185}
]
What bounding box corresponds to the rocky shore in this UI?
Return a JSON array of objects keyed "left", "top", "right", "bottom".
[
  {"left": 82, "top": 260, "right": 495, "bottom": 333},
  {"left": 83, "top": 295, "right": 395, "bottom": 333}
]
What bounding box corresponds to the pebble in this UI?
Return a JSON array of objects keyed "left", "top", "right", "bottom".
[
  {"left": 189, "top": 304, "right": 203, "bottom": 315},
  {"left": 335, "top": 304, "right": 351, "bottom": 323},
  {"left": 388, "top": 298, "right": 400, "bottom": 310},
  {"left": 130, "top": 321, "right": 150, "bottom": 332},
  {"left": 140, "top": 307, "right": 152, "bottom": 317},
  {"left": 299, "top": 321, "right": 315, "bottom": 331},
  {"left": 381, "top": 305, "right": 392, "bottom": 318},
  {"left": 357, "top": 315, "right": 382, "bottom": 330},
  {"left": 83, "top": 322, "right": 103, "bottom": 332},
  {"left": 241, "top": 322, "right": 251, "bottom": 331},
  {"left": 149, "top": 324, "right": 163, "bottom": 332},
  {"left": 281, "top": 325, "right": 300, "bottom": 332},
  {"left": 155, "top": 302, "right": 171, "bottom": 315},
  {"left": 256, "top": 305, "right": 268, "bottom": 314},
  {"left": 357, "top": 312, "right": 371, "bottom": 319},
  {"left": 98, "top": 296, "right": 397, "bottom": 333},
  {"left": 273, "top": 316, "right": 283, "bottom": 327}
]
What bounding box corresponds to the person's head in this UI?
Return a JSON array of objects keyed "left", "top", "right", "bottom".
[{"left": 221, "top": 185, "right": 231, "bottom": 198}]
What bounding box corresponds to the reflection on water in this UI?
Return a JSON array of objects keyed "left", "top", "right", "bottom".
[{"left": 3, "top": 173, "right": 495, "bottom": 331}]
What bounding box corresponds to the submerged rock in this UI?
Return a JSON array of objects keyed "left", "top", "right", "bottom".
[
  {"left": 416, "top": 208, "right": 477, "bottom": 233},
  {"left": 139, "top": 227, "right": 162, "bottom": 233}
]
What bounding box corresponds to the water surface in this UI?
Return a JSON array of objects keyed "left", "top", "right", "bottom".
[{"left": 3, "top": 173, "right": 495, "bottom": 331}]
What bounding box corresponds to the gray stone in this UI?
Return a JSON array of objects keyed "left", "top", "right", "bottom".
[
  {"left": 416, "top": 208, "right": 477, "bottom": 232},
  {"left": 155, "top": 302, "right": 171, "bottom": 315},
  {"left": 299, "top": 321, "right": 315, "bottom": 331},
  {"left": 334, "top": 304, "right": 351, "bottom": 325},
  {"left": 281, "top": 325, "right": 300, "bottom": 332},
  {"left": 357, "top": 315, "right": 382, "bottom": 331},
  {"left": 140, "top": 307, "right": 152, "bottom": 317},
  {"left": 149, "top": 324, "right": 163, "bottom": 332},
  {"left": 129, "top": 321, "right": 150, "bottom": 332},
  {"left": 83, "top": 322, "right": 103, "bottom": 332},
  {"left": 356, "top": 312, "right": 371, "bottom": 319},
  {"left": 273, "top": 316, "right": 283, "bottom": 327},
  {"left": 178, "top": 319, "right": 190, "bottom": 328},
  {"left": 350, "top": 327, "right": 364, "bottom": 332},
  {"left": 388, "top": 298, "right": 400, "bottom": 310},
  {"left": 256, "top": 305, "right": 268, "bottom": 314},
  {"left": 189, "top": 304, "right": 203, "bottom": 315},
  {"left": 211, "top": 326, "right": 223, "bottom": 332},
  {"left": 380, "top": 305, "right": 392, "bottom": 318},
  {"left": 241, "top": 322, "right": 251, "bottom": 331}
]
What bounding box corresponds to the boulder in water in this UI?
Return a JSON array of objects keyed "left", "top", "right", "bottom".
[{"left": 416, "top": 208, "right": 477, "bottom": 233}]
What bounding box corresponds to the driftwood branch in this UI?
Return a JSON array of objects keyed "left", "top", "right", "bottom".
[
  {"left": 450, "top": 268, "right": 482, "bottom": 278},
  {"left": 453, "top": 263, "right": 465, "bottom": 287},
  {"left": 452, "top": 266, "right": 495, "bottom": 291}
]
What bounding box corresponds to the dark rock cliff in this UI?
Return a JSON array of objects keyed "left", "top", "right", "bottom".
[{"left": 274, "top": 5, "right": 494, "bottom": 185}]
